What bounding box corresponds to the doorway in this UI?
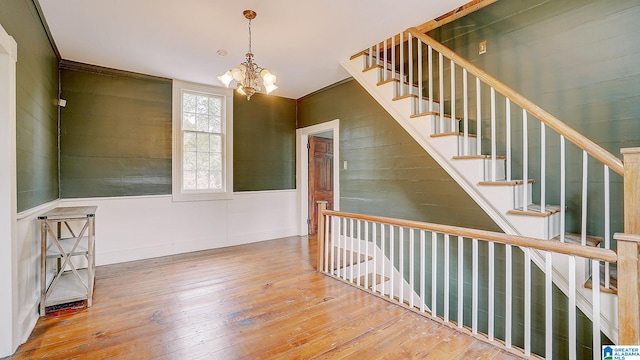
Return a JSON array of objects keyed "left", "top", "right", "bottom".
[{"left": 296, "top": 120, "right": 339, "bottom": 236}]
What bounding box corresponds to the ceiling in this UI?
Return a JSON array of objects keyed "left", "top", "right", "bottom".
[{"left": 38, "top": 0, "right": 469, "bottom": 99}]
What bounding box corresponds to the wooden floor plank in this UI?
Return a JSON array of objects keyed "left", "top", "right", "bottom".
[{"left": 3, "top": 235, "right": 522, "bottom": 359}]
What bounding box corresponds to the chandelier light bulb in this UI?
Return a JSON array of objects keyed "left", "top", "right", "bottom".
[{"left": 217, "top": 71, "right": 233, "bottom": 88}]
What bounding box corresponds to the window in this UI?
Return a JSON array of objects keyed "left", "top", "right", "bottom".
[{"left": 172, "top": 80, "right": 233, "bottom": 201}]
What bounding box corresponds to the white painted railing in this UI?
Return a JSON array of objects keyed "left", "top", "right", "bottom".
[
  {"left": 316, "top": 202, "right": 624, "bottom": 359},
  {"left": 352, "top": 28, "right": 624, "bottom": 294}
]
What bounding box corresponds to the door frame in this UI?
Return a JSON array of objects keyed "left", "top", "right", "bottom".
[
  {"left": 296, "top": 119, "right": 340, "bottom": 236},
  {"left": 0, "top": 22, "right": 18, "bottom": 357}
]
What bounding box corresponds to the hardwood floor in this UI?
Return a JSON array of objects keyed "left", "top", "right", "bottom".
[{"left": 6, "top": 236, "right": 522, "bottom": 359}]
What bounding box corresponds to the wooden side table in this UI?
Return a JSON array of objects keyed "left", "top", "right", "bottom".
[{"left": 39, "top": 206, "right": 97, "bottom": 316}]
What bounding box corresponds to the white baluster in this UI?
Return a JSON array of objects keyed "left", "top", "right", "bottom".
[
  {"left": 439, "top": 52, "right": 444, "bottom": 132},
  {"left": 592, "top": 259, "right": 601, "bottom": 360},
  {"left": 522, "top": 110, "right": 528, "bottom": 212},
  {"left": 409, "top": 229, "right": 415, "bottom": 308},
  {"left": 368, "top": 46, "right": 373, "bottom": 68},
  {"left": 356, "top": 219, "right": 362, "bottom": 286},
  {"left": 458, "top": 236, "right": 464, "bottom": 329},
  {"left": 389, "top": 225, "right": 395, "bottom": 301},
  {"left": 350, "top": 218, "right": 355, "bottom": 282},
  {"left": 383, "top": 39, "right": 387, "bottom": 82},
  {"left": 488, "top": 241, "right": 495, "bottom": 341},
  {"left": 524, "top": 248, "right": 531, "bottom": 356},
  {"left": 581, "top": 151, "right": 588, "bottom": 246},
  {"left": 604, "top": 165, "right": 610, "bottom": 288},
  {"left": 476, "top": 78, "right": 482, "bottom": 155},
  {"left": 330, "top": 216, "right": 336, "bottom": 275},
  {"left": 569, "top": 255, "right": 577, "bottom": 360},
  {"left": 506, "top": 99, "right": 512, "bottom": 181},
  {"left": 505, "top": 244, "right": 512, "bottom": 348},
  {"left": 420, "top": 230, "right": 426, "bottom": 313},
  {"left": 561, "top": 136, "right": 566, "bottom": 242},
  {"left": 432, "top": 231, "right": 438, "bottom": 318},
  {"left": 451, "top": 59, "right": 456, "bottom": 135},
  {"left": 541, "top": 122, "right": 546, "bottom": 213},
  {"left": 444, "top": 233, "right": 450, "bottom": 323},
  {"left": 463, "top": 69, "right": 469, "bottom": 155},
  {"left": 399, "top": 32, "right": 404, "bottom": 96},
  {"left": 399, "top": 226, "right": 404, "bottom": 305},
  {"left": 391, "top": 35, "right": 395, "bottom": 83},
  {"left": 364, "top": 220, "right": 368, "bottom": 289},
  {"left": 418, "top": 41, "right": 423, "bottom": 115},
  {"left": 428, "top": 45, "right": 433, "bottom": 114},
  {"left": 342, "top": 218, "right": 347, "bottom": 280},
  {"left": 372, "top": 222, "right": 377, "bottom": 292},
  {"left": 491, "top": 87, "right": 496, "bottom": 182},
  {"left": 472, "top": 237, "right": 478, "bottom": 334},
  {"left": 408, "top": 34, "right": 413, "bottom": 97},
  {"left": 545, "top": 251, "right": 553, "bottom": 359},
  {"left": 380, "top": 223, "right": 386, "bottom": 296}
]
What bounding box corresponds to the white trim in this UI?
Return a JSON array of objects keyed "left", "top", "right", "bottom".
[
  {"left": 296, "top": 119, "right": 340, "bottom": 236},
  {"left": 0, "top": 22, "right": 18, "bottom": 357},
  {"left": 16, "top": 198, "right": 60, "bottom": 220},
  {"left": 171, "top": 80, "right": 233, "bottom": 202}
]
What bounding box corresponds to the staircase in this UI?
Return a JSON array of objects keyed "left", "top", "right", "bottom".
[{"left": 340, "top": 28, "right": 624, "bottom": 342}]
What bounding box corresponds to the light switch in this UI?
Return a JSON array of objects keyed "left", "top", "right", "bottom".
[{"left": 343, "top": 160, "right": 348, "bottom": 170}]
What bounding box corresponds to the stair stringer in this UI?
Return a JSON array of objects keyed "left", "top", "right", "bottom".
[{"left": 342, "top": 58, "right": 618, "bottom": 342}]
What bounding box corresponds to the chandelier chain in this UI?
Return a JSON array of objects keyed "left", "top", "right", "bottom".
[{"left": 248, "top": 18, "right": 252, "bottom": 54}]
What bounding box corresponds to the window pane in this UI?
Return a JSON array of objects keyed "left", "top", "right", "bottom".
[
  {"left": 196, "top": 114, "right": 209, "bottom": 132},
  {"left": 184, "top": 132, "right": 196, "bottom": 151},
  {"left": 210, "top": 135, "right": 221, "bottom": 152},
  {"left": 184, "top": 151, "right": 196, "bottom": 171},
  {"left": 208, "top": 97, "right": 221, "bottom": 116},
  {"left": 183, "top": 113, "right": 196, "bottom": 131},
  {"left": 183, "top": 93, "right": 196, "bottom": 113},
  {"left": 210, "top": 153, "right": 222, "bottom": 171},
  {"left": 183, "top": 170, "right": 196, "bottom": 190},
  {"left": 210, "top": 116, "right": 222, "bottom": 133},
  {"left": 197, "top": 152, "right": 210, "bottom": 171},
  {"left": 197, "top": 96, "right": 208, "bottom": 113},
  {"left": 196, "top": 171, "right": 209, "bottom": 189},
  {"left": 196, "top": 133, "right": 210, "bottom": 152},
  {"left": 210, "top": 171, "right": 222, "bottom": 190}
]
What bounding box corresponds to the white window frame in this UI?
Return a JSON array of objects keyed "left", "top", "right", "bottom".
[{"left": 172, "top": 80, "right": 233, "bottom": 201}]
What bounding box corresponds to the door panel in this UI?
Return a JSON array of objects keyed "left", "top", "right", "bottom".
[{"left": 309, "top": 136, "right": 334, "bottom": 235}]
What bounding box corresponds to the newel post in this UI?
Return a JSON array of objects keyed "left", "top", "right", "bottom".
[
  {"left": 316, "top": 201, "right": 328, "bottom": 272},
  {"left": 617, "top": 147, "right": 640, "bottom": 344}
]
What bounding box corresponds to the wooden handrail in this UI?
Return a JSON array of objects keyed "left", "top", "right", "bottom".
[
  {"left": 406, "top": 28, "right": 624, "bottom": 176},
  {"left": 321, "top": 209, "right": 618, "bottom": 263}
]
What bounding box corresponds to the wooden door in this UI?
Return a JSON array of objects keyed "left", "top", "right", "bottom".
[{"left": 308, "top": 136, "right": 334, "bottom": 235}]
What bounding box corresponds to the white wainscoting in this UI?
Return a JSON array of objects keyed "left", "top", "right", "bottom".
[{"left": 13, "top": 190, "right": 299, "bottom": 354}]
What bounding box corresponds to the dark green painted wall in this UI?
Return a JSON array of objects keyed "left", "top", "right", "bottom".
[
  {"left": 298, "top": 79, "right": 501, "bottom": 231},
  {"left": 59, "top": 65, "right": 172, "bottom": 198},
  {"left": 1, "top": 0, "right": 59, "bottom": 212},
  {"left": 233, "top": 92, "right": 296, "bottom": 191},
  {"left": 427, "top": 0, "right": 640, "bottom": 238}
]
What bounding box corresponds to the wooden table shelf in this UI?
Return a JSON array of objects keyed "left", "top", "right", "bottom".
[{"left": 39, "top": 206, "right": 97, "bottom": 316}]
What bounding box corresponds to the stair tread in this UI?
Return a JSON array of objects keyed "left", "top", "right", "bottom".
[
  {"left": 363, "top": 64, "right": 384, "bottom": 72},
  {"left": 454, "top": 154, "right": 507, "bottom": 160},
  {"left": 430, "top": 132, "right": 477, "bottom": 138},
  {"left": 377, "top": 78, "right": 400, "bottom": 86},
  {"left": 331, "top": 247, "right": 372, "bottom": 270},
  {"left": 350, "top": 50, "right": 369, "bottom": 60},
  {"left": 508, "top": 204, "right": 560, "bottom": 217},
  {"left": 477, "top": 179, "right": 535, "bottom": 186},
  {"left": 358, "top": 273, "right": 390, "bottom": 289},
  {"left": 410, "top": 111, "right": 461, "bottom": 120},
  {"left": 551, "top": 232, "right": 603, "bottom": 247},
  {"left": 584, "top": 264, "right": 617, "bottom": 294}
]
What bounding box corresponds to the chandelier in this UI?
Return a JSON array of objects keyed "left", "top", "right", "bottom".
[{"left": 218, "top": 10, "right": 277, "bottom": 100}]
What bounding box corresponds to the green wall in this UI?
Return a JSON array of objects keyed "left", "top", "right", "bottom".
[
  {"left": 298, "top": 79, "right": 501, "bottom": 231},
  {"left": 1, "top": 0, "right": 59, "bottom": 212},
  {"left": 59, "top": 63, "right": 172, "bottom": 198},
  {"left": 233, "top": 92, "right": 296, "bottom": 191}
]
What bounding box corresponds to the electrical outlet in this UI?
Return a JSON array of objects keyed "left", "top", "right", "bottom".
[{"left": 479, "top": 40, "right": 487, "bottom": 55}]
